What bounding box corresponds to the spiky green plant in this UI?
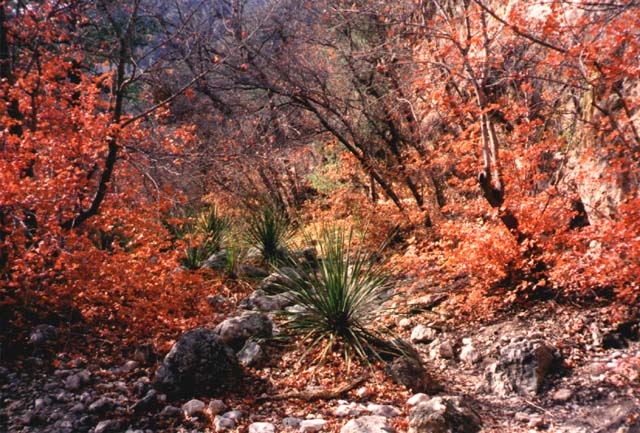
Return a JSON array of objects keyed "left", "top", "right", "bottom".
[
  {"left": 246, "top": 206, "right": 292, "bottom": 266},
  {"left": 196, "top": 206, "right": 230, "bottom": 252},
  {"left": 276, "top": 226, "right": 396, "bottom": 365},
  {"left": 162, "top": 208, "right": 195, "bottom": 242},
  {"left": 180, "top": 239, "right": 218, "bottom": 270},
  {"left": 180, "top": 244, "right": 203, "bottom": 270},
  {"left": 174, "top": 206, "right": 230, "bottom": 270},
  {"left": 224, "top": 242, "right": 244, "bottom": 278}
]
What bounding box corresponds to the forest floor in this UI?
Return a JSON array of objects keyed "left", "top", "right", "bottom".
[{"left": 1, "top": 270, "right": 640, "bottom": 433}]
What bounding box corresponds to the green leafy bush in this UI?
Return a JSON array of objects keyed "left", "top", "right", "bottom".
[
  {"left": 276, "top": 226, "right": 396, "bottom": 364},
  {"left": 246, "top": 206, "right": 292, "bottom": 266},
  {"left": 307, "top": 152, "right": 345, "bottom": 194}
]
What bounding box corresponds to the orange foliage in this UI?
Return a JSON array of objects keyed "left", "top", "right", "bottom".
[
  {"left": 0, "top": 1, "right": 213, "bottom": 355},
  {"left": 398, "top": 0, "right": 640, "bottom": 312},
  {"left": 2, "top": 0, "right": 639, "bottom": 352}
]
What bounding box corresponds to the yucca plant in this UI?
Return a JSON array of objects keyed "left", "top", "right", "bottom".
[
  {"left": 276, "top": 226, "right": 397, "bottom": 365},
  {"left": 162, "top": 208, "right": 195, "bottom": 242},
  {"left": 180, "top": 242, "right": 204, "bottom": 270},
  {"left": 224, "top": 241, "right": 244, "bottom": 278},
  {"left": 196, "top": 206, "right": 230, "bottom": 252},
  {"left": 180, "top": 239, "right": 218, "bottom": 270},
  {"left": 246, "top": 206, "right": 292, "bottom": 266},
  {"left": 178, "top": 206, "right": 231, "bottom": 270}
]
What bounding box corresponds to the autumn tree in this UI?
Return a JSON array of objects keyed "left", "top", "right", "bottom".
[
  {"left": 133, "top": 0, "right": 319, "bottom": 214},
  {"left": 0, "top": 0, "right": 237, "bottom": 352},
  {"left": 409, "top": 0, "right": 640, "bottom": 305},
  {"left": 162, "top": 0, "right": 451, "bottom": 222}
]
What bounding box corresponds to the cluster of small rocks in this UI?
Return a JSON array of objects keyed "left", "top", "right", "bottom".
[
  {"left": 7, "top": 272, "right": 640, "bottom": 433},
  {"left": 2, "top": 315, "right": 478, "bottom": 433},
  {"left": 213, "top": 393, "right": 480, "bottom": 433},
  {"left": 332, "top": 401, "right": 400, "bottom": 419},
  {"left": 0, "top": 352, "right": 483, "bottom": 433},
  {"left": 407, "top": 320, "right": 562, "bottom": 398},
  {"left": 174, "top": 398, "right": 247, "bottom": 430},
  {"left": 399, "top": 301, "right": 640, "bottom": 432},
  {"left": 0, "top": 358, "right": 152, "bottom": 433}
]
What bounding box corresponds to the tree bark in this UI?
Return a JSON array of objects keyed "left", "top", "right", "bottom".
[
  {"left": 62, "top": 13, "right": 133, "bottom": 229},
  {"left": 0, "top": 4, "right": 22, "bottom": 138}
]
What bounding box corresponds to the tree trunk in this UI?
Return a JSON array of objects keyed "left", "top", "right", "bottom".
[{"left": 0, "top": 5, "right": 22, "bottom": 138}]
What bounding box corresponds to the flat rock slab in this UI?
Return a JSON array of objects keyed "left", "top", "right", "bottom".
[
  {"left": 341, "top": 415, "right": 395, "bottom": 433},
  {"left": 408, "top": 293, "right": 447, "bottom": 310},
  {"left": 366, "top": 404, "right": 400, "bottom": 418},
  {"left": 249, "top": 422, "right": 276, "bottom": 433},
  {"left": 300, "top": 419, "right": 327, "bottom": 432}
]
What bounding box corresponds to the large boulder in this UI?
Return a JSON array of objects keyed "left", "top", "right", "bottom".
[
  {"left": 409, "top": 396, "right": 481, "bottom": 433},
  {"left": 214, "top": 313, "right": 273, "bottom": 350},
  {"left": 483, "top": 338, "right": 560, "bottom": 396},
  {"left": 154, "top": 328, "right": 241, "bottom": 397},
  {"left": 386, "top": 356, "right": 442, "bottom": 394},
  {"left": 341, "top": 415, "right": 395, "bottom": 433}
]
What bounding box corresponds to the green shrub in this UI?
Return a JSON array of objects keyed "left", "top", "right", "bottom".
[
  {"left": 195, "top": 206, "right": 230, "bottom": 252},
  {"left": 171, "top": 206, "right": 231, "bottom": 270},
  {"left": 224, "top": 242, "right": 244, "bottom": 278},
  {"left": 276, "top": 226, "right": 396, "bottom": 365},
  {"left": 246, "top": 206, "right": 292, "bottom": 266},
  {"left": 179, "top": 239, "right": 218, "bottom": 270},
  {"left": 162, "top": 208, "right": 195, "bottom": 241}
]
